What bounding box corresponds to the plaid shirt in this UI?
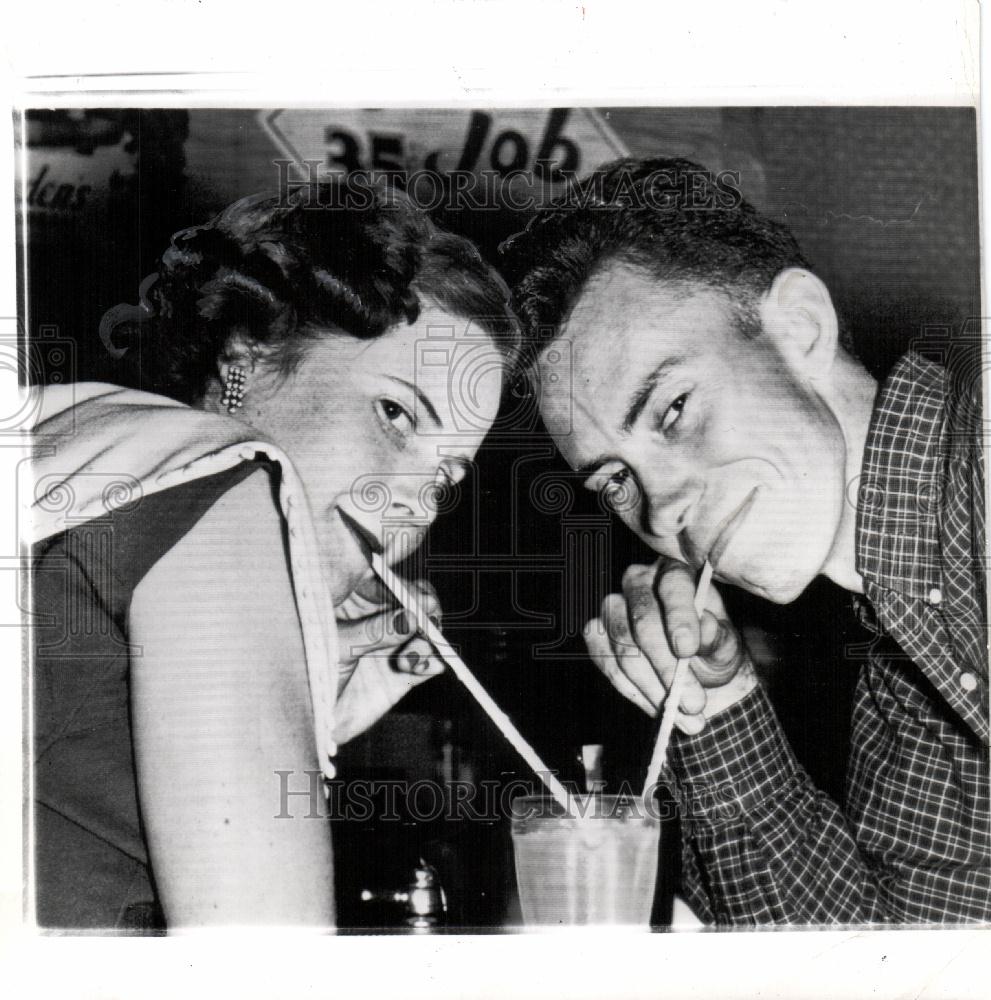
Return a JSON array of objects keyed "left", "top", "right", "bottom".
[{"left": 669, "top": 352, "right": 989, "bottom": 925}]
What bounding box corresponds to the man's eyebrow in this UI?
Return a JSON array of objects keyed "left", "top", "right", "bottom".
[
  {"left": 621, "top": 357, "right": 683, "bottom": 432},
  {"left": 386, "top": 376, "right": 441, "bottom": 428}
]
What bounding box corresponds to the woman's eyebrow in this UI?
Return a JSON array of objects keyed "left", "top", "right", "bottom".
[
  {"left": 621, "top": 357, "right": 683, "bottom": 432},
  {"left": 386, "top": 376, "right": 442, "bottom": 428},
  {"left": 577, "top": 455, "right": 611, "bottom": 477}
]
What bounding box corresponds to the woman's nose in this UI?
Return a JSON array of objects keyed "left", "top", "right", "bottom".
[
  {"left": 386, "top": 476, "right": 449, "bottom": 526},
  {"left": 387, "top": 499, "right": 418, "bottom": 520},
  {"left": 352, "top": 471, "right": 443, "bottom": 525}
]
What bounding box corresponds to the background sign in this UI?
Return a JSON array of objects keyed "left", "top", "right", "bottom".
[{"left": 260, "top": 107, "right": 629, "bottom": 206}]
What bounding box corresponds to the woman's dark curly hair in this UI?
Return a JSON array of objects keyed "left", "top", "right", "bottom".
[{"left": 103, "top": 181, "right": 521, "bottom": 403}]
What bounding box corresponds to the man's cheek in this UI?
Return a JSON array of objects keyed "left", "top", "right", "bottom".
[{"left": 630, "top": 522, "right": 680, "bottom": 562}]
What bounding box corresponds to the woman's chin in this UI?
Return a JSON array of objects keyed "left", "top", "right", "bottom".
[
  {"left": 381, "top": 522, "right": 429, "bottom": 566},
  {"left": 322, "top": 537, "right": 374, "bottom": 605}
]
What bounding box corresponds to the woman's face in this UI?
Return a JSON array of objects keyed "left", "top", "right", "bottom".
[{"left": 235, "top": 305, "right": 505, "bottom": 604}]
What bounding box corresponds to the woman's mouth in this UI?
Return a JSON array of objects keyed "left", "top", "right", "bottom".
[
  {"left": 337, "top": 507, "right": 383, "bottom": 558},
  {"left": 337, "top": 506, "right": 428, "bottom": 569}
]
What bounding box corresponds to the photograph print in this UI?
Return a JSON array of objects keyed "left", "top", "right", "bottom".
[{"left": 17, "top": 104, "right": 987, "bottom": 933}]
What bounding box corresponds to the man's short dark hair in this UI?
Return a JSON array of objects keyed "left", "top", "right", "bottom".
[{"left": 500, "top": 156, "right": 853, "bottom": 362}]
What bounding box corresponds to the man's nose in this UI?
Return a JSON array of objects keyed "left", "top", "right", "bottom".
[{"left": 639, "top": 470, "right": 701, "bottom": 541}]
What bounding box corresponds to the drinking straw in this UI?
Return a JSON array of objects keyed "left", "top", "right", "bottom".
[
  {"left": 372, "top": 553, "right": 572, "bottom": 812},
  {"left": 580, "top": 744, "right": 605, "bottom": 794},
  {"left": 641, "top": 560, "right": 714, "bottom": 799}
]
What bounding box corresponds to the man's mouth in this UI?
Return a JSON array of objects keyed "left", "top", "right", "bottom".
[{"left": 706, "top": 487, "right": 760, "bottom": 572}]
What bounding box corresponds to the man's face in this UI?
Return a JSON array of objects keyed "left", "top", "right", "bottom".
[{"left": 538, "top": 264, "right": 848, "bottom": 604}]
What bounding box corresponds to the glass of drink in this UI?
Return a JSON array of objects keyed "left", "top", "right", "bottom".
[{"left": 510, "top": 794, "right": 661, "bottom": 927}]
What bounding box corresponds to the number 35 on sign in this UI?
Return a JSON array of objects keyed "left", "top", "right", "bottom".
[{"left": 260, "top": 107, "right": 627, "bottom": 188}]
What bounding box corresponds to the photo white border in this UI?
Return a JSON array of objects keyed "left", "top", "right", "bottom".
[{"left": 1, "top": 1, "right": 987, "bottom": 997}]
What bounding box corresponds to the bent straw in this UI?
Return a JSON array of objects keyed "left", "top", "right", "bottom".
[
  {"left": 371, "top": 553, "right": 572, "bottom": 812},
  {"left": 641, "top": 560, "right": 714, "bottom": 799}
]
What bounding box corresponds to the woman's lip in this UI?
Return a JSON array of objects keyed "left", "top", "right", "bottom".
[
  {"left": 337, "top": 507, "right": 383, "bottom": 557},
  {"left": 708, "top": 487, "right": 760, "bottom": 571}
]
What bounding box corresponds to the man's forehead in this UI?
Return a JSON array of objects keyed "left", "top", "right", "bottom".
[
  {"left": 540, "top": 268, "right": 713, "bottom": 388},
  {"left": 558, "top": 266, "right": 728, "bottom": 356}
]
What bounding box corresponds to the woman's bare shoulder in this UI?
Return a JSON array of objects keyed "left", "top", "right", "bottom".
[{"left": 131, "top": 465, "right": 301, "bottom": 657}]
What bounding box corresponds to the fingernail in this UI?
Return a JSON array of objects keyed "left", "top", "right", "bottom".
[
  {"left": 678, "top": 715, "right": 706, "bottom": 737},
  {"left": 393, "top": 611, "right": 410, "bottom": 634},
  {"left": 672, "top": 626, "right": 694, "bottom": 658},
  {"left": 404, "top": 650, "right": 420, "bottom": 670}
]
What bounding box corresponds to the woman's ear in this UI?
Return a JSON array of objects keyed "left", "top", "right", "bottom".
[
  {"left": 758, "top": 268, "right": 839, "bottom": 381},
  {"left": 216, "top": 332, "right": 257, "bottom": 384}
]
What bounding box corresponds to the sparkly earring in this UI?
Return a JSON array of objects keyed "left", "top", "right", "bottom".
[{"left": 221, "top": 365, "right": 246, "bottom": 413}]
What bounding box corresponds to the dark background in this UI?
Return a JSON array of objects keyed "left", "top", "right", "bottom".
[{"left": 18, "top": 106, "right": 981, "bottom": 928}]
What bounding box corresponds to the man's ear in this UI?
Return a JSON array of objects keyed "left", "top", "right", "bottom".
[{"left": 758, "top": 268, "right": 839, "bottom": 381}]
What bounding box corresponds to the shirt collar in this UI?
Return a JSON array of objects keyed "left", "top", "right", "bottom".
[{"left": 855, "top": 351, "right": 947, "bottom": 602}]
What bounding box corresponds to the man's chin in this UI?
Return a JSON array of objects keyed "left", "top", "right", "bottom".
[{"left": 724, "top": 563, "right": 816, "bottom": 605}]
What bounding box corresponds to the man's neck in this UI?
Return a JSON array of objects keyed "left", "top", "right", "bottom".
[{"left": 820, "top": 355, "right": 879, "bottom": 594}]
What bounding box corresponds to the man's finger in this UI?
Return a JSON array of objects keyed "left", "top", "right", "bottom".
[
  {"left": 654, "top": 560, "right": 702, "bottom": 659},
  {"left": 584, "top": 618, "right": 658, "bottom": 716},
  {"left": 675, "top": 711, "right": 707, "bottom": 736},
  {"left": 602, "top": 594, "right": 672, "bottom": 710},
  {"left": 602, "top": 592, "right": 660, "bottom": 698},
  {"left": 620, "top": 566, "right": 705, "bottom": 716},
  {"left": 602, "top": 592, "right": 636, "bottom": 649},
  {"left": 693, "top": 610, "right": 747, "bottom": 687}
]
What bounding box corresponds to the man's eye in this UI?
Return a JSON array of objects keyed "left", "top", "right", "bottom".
[
  {"left": 435, "top": 465, "right": 455, "bottom": 493},
  {"left": 441, "top": 460, "right": 470, "bottom": 487},
  {"left": 601, "top": 468, "right": 632, "bottom": 508},
  {"left": 661, "top": 393, "right": 688, "bottom": 432}
]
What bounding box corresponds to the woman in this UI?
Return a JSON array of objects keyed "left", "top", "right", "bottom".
[{"left": 28, "top": 182, "right": 520, "bottom": 930}]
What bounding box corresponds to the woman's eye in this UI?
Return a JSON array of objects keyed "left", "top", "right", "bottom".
[
  {"left": 661, "top": 393, "right": 688, "bottom": 432},
  {"left": 377, "top": 398, "right": 415, "bottom": 435}
]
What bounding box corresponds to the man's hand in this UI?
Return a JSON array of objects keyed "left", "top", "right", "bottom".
[
  {"left": 332, "top": 576, "right": 444, "bottom": 744},
  {"left": 584, "top": 560, "right": 757, "bottom": 734}
]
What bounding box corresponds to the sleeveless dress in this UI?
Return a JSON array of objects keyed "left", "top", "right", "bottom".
[{"left": 32, "top": 463, "right": 257, "bottom": 931}]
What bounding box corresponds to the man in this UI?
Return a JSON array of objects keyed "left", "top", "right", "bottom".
[{"left": 500, "top": 157, "right": 989, "bottom": 924}]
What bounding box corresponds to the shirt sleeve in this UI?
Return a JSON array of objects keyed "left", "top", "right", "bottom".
[{"left": 669, "top": 682, "right": 884, "bottom": 924}]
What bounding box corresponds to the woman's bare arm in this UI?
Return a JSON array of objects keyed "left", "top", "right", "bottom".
[{"left": 129, "top": 469, "right": 336, "bottom": 928}]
